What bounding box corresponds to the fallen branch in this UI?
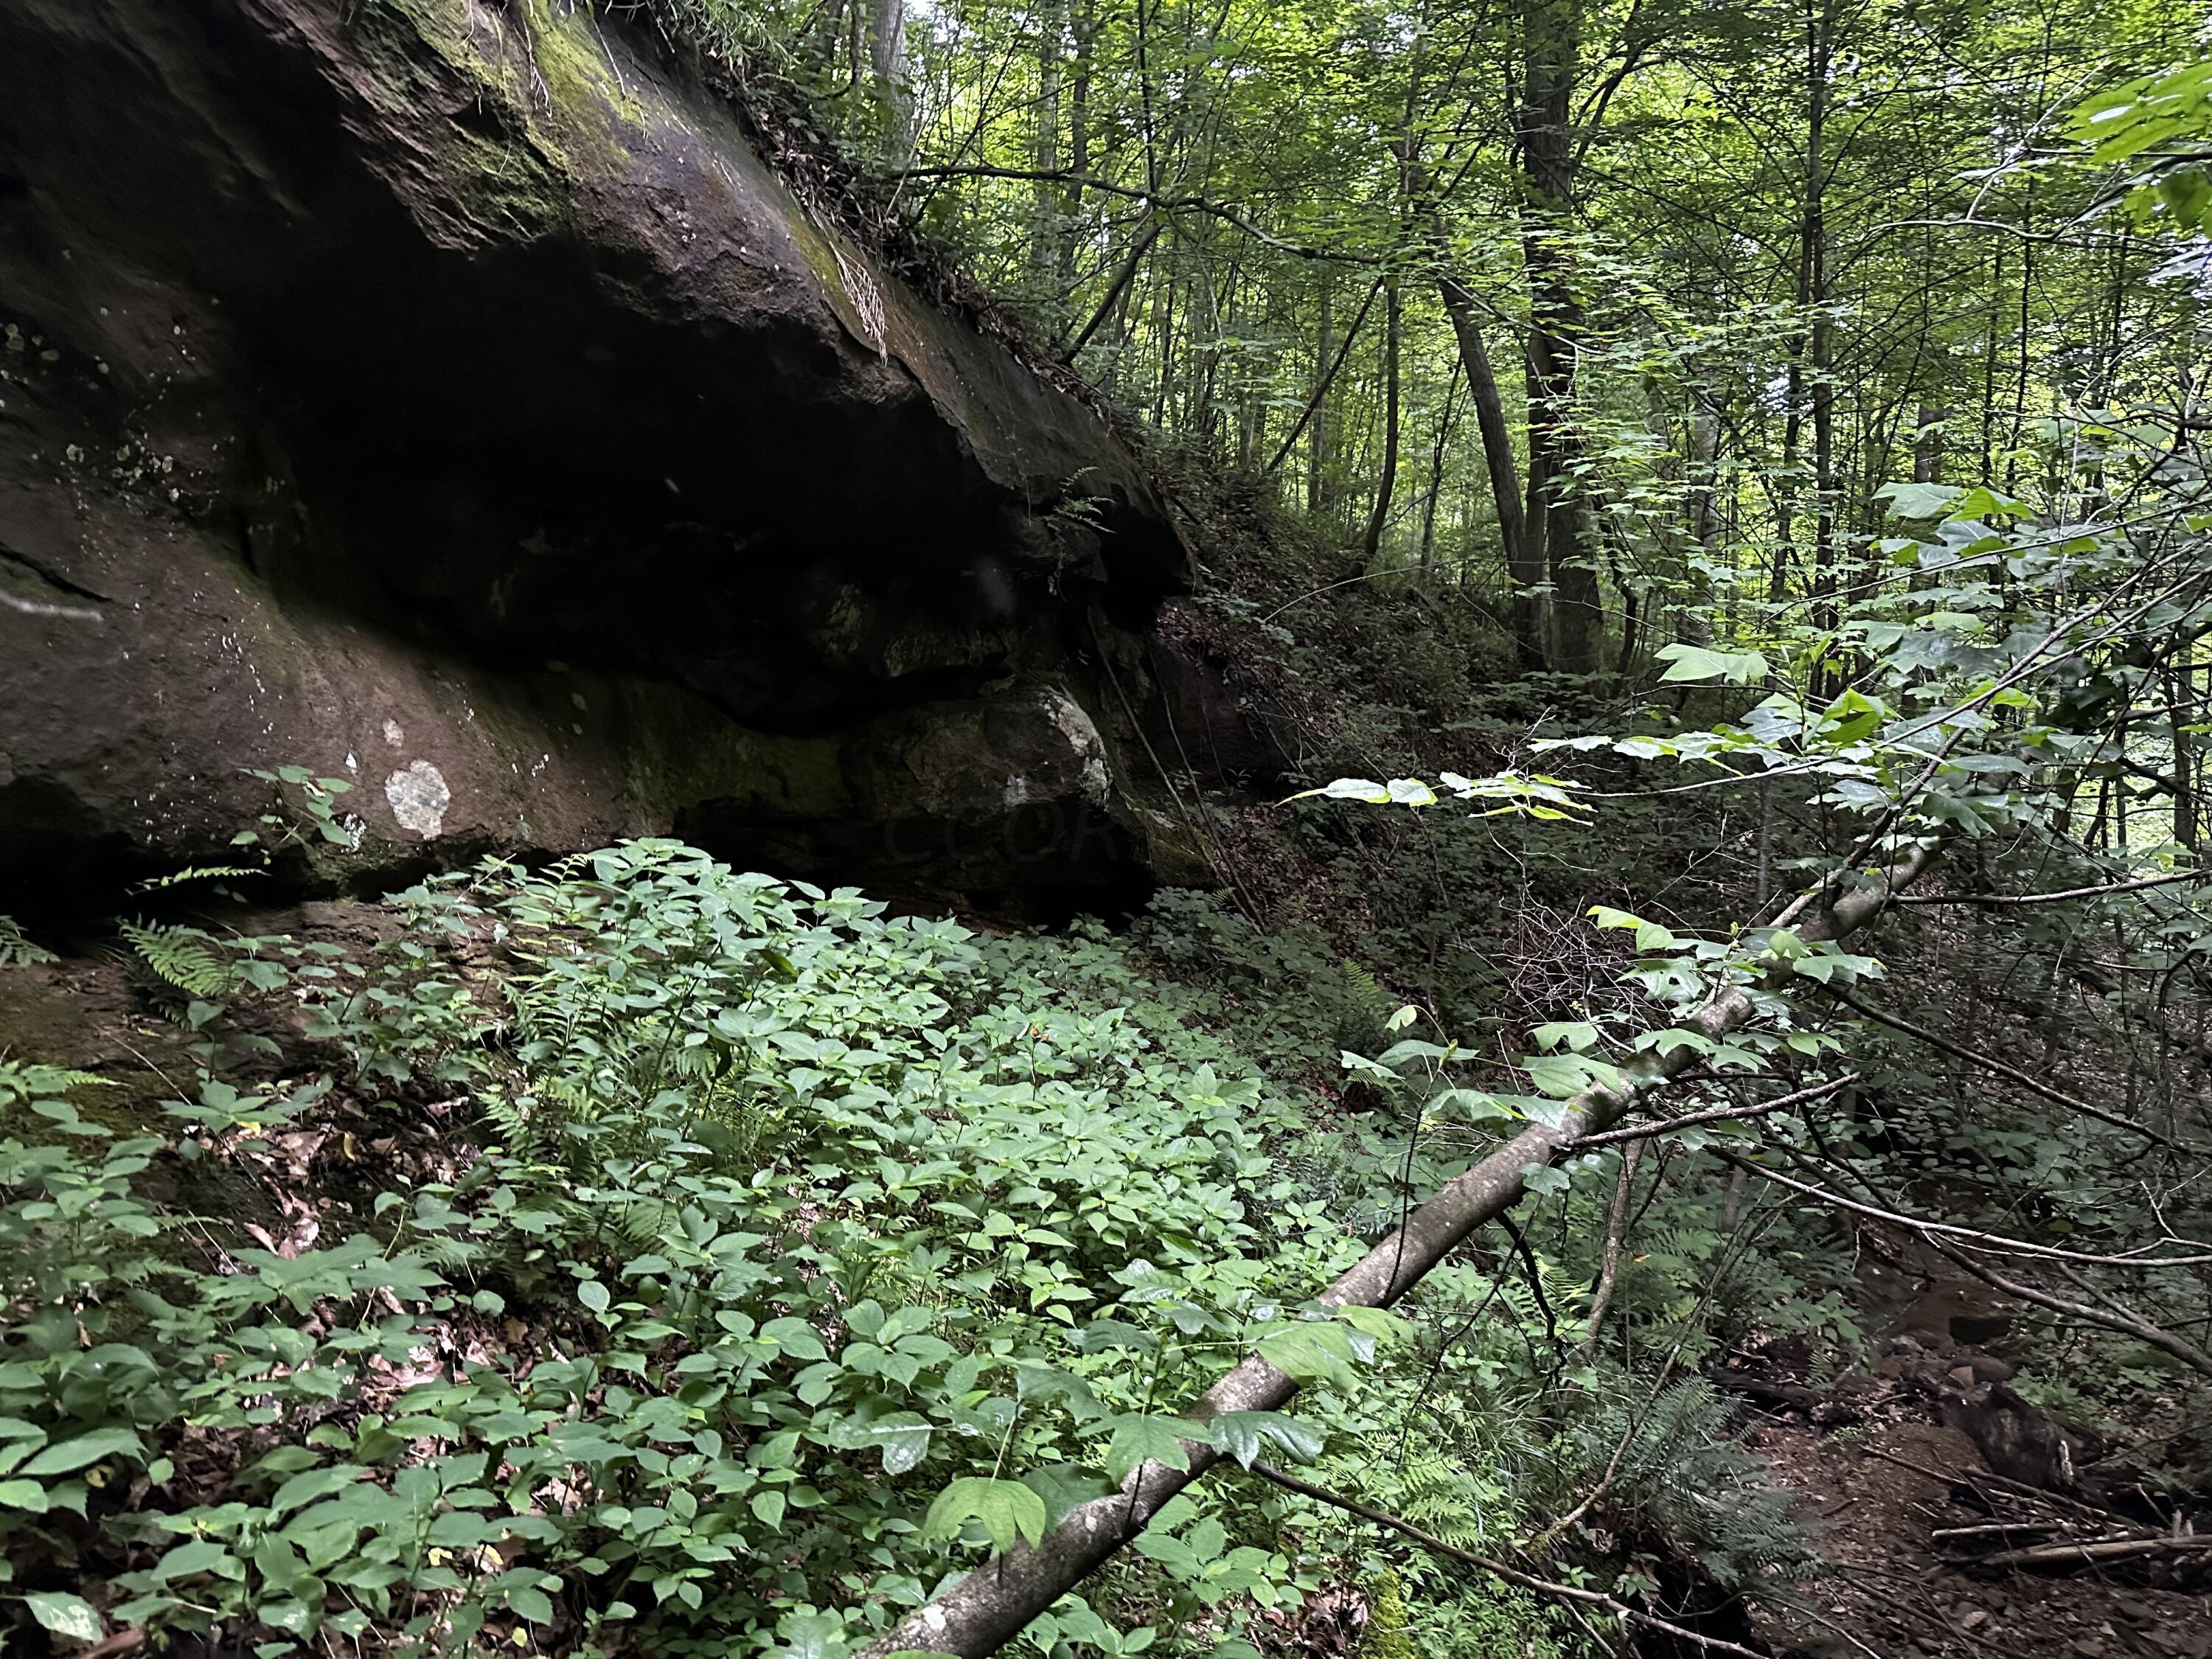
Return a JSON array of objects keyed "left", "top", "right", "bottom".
[
  {"left": 1820, "top": 983, "right": 2197, "bottom": 1152},
  {"left": 1920, "top": 1232, "right": 2212, "bottom": 1379},
  {"left": 1895, "top": 870, "right": 2202, "bottom": 906},
  {"left": 1857, "top": 1444, "right": 2114, "bottom": 1523},
  {"left": 1708, "top": 1149, "right": 2212, "bottom": 1270},
  {"left": 1969, "top": 1533, "right": 2212, "bottom": 1569},
  {"left": 1928, "top": 1522, "right": 2064, "bottom": 1541},
  {"left": 1571, "top": 1074, "right": 1857, "bottom": 1150},
  {"left": 1246, "top": 1460, "right": 1770, "bottom": 1659},
  {"left": 857, "top": 845, "right": 1935, "bottom": 1658}
]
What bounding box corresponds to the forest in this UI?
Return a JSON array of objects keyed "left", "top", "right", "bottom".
[{"left": 1, "top": 1, "right": 2210, "bottom": 1658}]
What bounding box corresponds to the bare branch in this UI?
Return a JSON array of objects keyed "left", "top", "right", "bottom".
[
  {"left": 1895, "top": 870, "right": 2205, "bottom": 906},
  {"left": 1571, "top": 1074, "right": 1857, "bottom": 1150},
  {"left": 1246, "top": 1460, "right": 1770, "bottom": 1659},
  {"left": 1820, "top": 983, "right": 2200, "bottom": 1152}
]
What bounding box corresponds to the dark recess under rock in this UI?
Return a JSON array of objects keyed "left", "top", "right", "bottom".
[{"left": 0, "top": 0, "right": 1284, "bottom": 924}]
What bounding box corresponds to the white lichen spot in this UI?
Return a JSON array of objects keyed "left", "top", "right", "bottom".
[
  {"left": 1043, "top": 687, "right": 1113, "bottom": 802},
  {"left": 385, "top": 760, "right": 451, "bottom": 840},
  {"left": 382, "top": 718, "right": 406, "bottom": 750}
]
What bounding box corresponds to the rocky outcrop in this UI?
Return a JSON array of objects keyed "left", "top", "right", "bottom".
[{"left": 0, "top": 0, "right": 1265, "bottom": 919}]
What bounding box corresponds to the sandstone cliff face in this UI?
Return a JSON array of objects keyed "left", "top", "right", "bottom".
[{"left": 0, "top": 0, "right": 1253, "bottom": 918}]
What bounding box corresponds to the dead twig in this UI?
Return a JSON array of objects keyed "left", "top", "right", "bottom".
[{"left": 1247, "top": 1461, "right": 1771, "bottom": 1658}]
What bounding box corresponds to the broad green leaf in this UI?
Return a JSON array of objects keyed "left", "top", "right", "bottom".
[
  {"left": 1875, "top": 480, "right": 1961, "bottom": 520},
  {"left": 1097, "top": 1413, "right": 1195, "bottom": 1484},
  {"left": 26, "top": 1593, "right": 102, "bottom": 1643},
  {"left": 1256, "top": 1322, "right": 1362, "bottom": 1391},
  {"left": 771, "top": 1610, "right": 852, "bottom": 1659},
  {"left": 1287, "top": 777, "right": 1389, "bottom": 803},
  {"left": 20, "top": 1427, "right": 143, "bottom": 1477},
  {"left": 761, "top": 1316, "right": 830, "bottom": 1363},
  {"left": 1206, "top": 1411, "right": 1325, "bottom": 1469},
  {"left": 272, "top": 1464, "right": 364, "bottom": 1517},
  {"left": 1655, "top": 643, "right": 1769, "bottom": 685},
  {"left": 1018, "top": 1463, "right": 1115, "bottom": 1525},
  {"left": 859, "top": 1412, "right": 932, "bottom": 1475},
  {"left": 1531, "top": 1020, "right": 1599, "bottom": 1053},
  {"left": 919, "top": 1476, "right": 1048, "bottom": 1551},
  {"left": 150, "top": 1540, "right": 234, "bottom": 1583}
]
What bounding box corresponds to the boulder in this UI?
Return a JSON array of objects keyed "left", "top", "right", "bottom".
[{"left": 0, "top": 0, "right": 1251, "bottom": 919}]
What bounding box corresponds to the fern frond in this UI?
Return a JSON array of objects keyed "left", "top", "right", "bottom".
[
  {"left": 0, "top": 1060, "right": 111, "bottom": 1108},
  {"left": 131, "top": 865, "right": 267, "bottom": 894},
  {"left": 0, "top": 914, "right": 55, "bottom": 967},
  {"left": 120, "top": 921, "right": 233, "bottom": 995}
]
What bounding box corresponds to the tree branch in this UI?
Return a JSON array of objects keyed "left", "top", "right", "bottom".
[
  {"left": 1571, "top": 1074, "right": 1857, "bottom": 1150},
  {"left": 1894, "top": 870, "right": 2203, "bottom": 905},
  {"left": 887, "top": 164, "right": 1377, "bottom": 262},
  {"left": 1246, "top": 1460, "right": 1768, "bottom": 1659},
  {"left": 1819, "top": 982, "right": 2198, "bottom": 1152}
]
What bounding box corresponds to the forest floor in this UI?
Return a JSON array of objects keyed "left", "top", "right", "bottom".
[
  {"left": 5, "top": 925, "right": 2208, "bottom": 1659},
  {"left": 1750, "top": 1419, "right": 2208, "bottom": 1659}
]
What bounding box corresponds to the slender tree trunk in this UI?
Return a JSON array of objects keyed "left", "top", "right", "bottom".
[
  {"left": 1309, "top": 282, "right": 1335, "bottom": 516},
  {"left": 1363, "top": 278, "right": 1403, "bottom": 563},
  {"left": 1773, "top": 380, "right": 1801, "bottom": 602},
  {"left": 868, "top": 0, "right": 911, "bottom": 161},
  {"left": 1438, "top": 264, "right": 1544, "bottom": 667},
  {"left": 1679, "top": 395, "right": 1721, "bottom": 644},
  {"left": 1267, "top": 279, "right": 1380, "bottom": 477},
  {"left": 1067, "top": 219, "right": 1160, "bottom": 357},
  {"left": 1056, "top": 4, "right": 1092, "bottom": 291},
  {"left": 1913, "top": 402, "right": 1944, "bottom": 484},
  {"left": 1031, "top": 0, "right": 1064, "bottom": 282},
  {"left": 2172, "top": 660, "right": 2199, "bottom": 848},
  {"left": 1607, "top": 521, "right": 1641, "bottom": 676},
  {"left": 1805, "top": 0, "right": 1837, "bottom": 645},
  {"left": 1520, "top": 0, "right": 1604, "bottom": 672},
  {"left": 1981, "top": 243, "right": 2004, "bottom": 484},
  {"left": 1579, "top": 1141, "right": 1644, "bottom": 1362},
  {"left": 1419, "top": 372, "right": 1461, "bottom": 574}
]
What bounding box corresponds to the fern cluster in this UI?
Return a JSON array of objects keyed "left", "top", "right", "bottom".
[
  {"left": 1557, "top": 1381, "right": 1818, "bottom": 1591},
  {"left": 119, "top": 919, "right": 234, "bottom": 997},
  {"left": 0, "top": 913, "right": 55, "bottom": 967}
]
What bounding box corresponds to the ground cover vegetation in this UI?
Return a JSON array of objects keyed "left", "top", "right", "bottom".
[{"left": 7, "top": 2, "right": 2212, "bottom": 1658}]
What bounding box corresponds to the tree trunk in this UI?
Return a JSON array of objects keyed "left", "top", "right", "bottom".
[
  {"left": 857, "top": 844, "right": 1938, "bottom": 1659},
  {"left": 1363, "top": 277, "right": 1402, "bottom": 563},
  {"left": 1057, "top": 4, "right": 1092, "bottom": 291},
  {"left": 1680, "top": 394, "right": 1721, "bottom": 644},
  {"left": 1308, "top": 281, "right": 1335, "bottom": 516},
  {"left": 1519, "top": 0, "right": 1604, "bottom": 672},
  {"left": 868, "top": 0, "right": 911, "bottom": 161},
  {"left": 1437, "top": 265, "right": 1544, "bottom": 667},
  {"left": 1805, "top": 0, "right": 1837, "bottom": 640},
  {"left": 1031, "top": 0, "right": 1064, "bottom": 282},
  {"left": 1419, "top": 372, "right": 1460, "bottom": 574},
  {"left": 1913, "top": 402, "right": 1944, "bottom": 484}
]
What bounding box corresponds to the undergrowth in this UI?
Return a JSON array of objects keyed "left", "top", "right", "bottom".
[{"left": 1, "top": 841, "right": 1824, "bottom": 1659}]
